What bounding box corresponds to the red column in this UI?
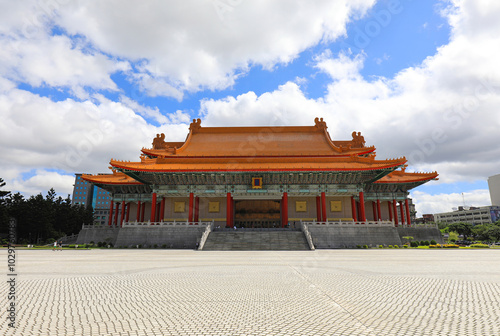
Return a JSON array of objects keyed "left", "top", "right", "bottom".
[
  {"left": 316, "top": 196, "right": 321, "bottom": 221},
  {"left": 372, "top": 201, "right": 377, "bottom": 222},
  {"left": 114, "top": 202, "right": 119, "bottom": 226},
  {"left": 388, "top": 201, "right": 393, "bottom": 222},
  {"left": 160, "top": 197, "right": 165, "bottom": 222},
  {"left": 321, "top": 192, "right": 327, "bottom": 222},
  {"left": 231, "top": 195, "right": 234, "bottom": 227},
  {"left": 108, "top": 201, "right": 114, "bottom": 226},
  {"left": 150, "top": 193, "right": 157, "bottom": 223},
  {"left": 351, "top": 196, "right": 357, "bottom": 222},
  {"left": 125, "top": 202, "right": 130, "bottom": 222},
  {"left": 136, "top": 201, "right": 141, "bottom": 221},
  {"left": 226, "top": 192, "right": 232, "bottom": 228},
  {"left": 120, "top": 201, "right": 125, "bottom": 227},
  {"left": 376, "top": 199, "right": 381, "bottom": 221},
  {"left": 359, "top": 191, "right": 366, "bottom": 222},
  {"left": 194, "top": 196, "right": 199, "bottom": 222},
  {"left": 141, "top": 202, "right": 145, "bottom": 222},
  {"left": 393, "top": 199, "right": 399, "bottom": 226},
  {"left": 405, "top": 199, "right": 412, "bottom": 226},
  {"left": 399, "top": 201, "right": 405, "bottom": 226},
  {"left": 282, "top": 192, "right": 288, "bottom": 228},
  {"left": 188, "top": 192, "right": 194, "bottom": 223}
]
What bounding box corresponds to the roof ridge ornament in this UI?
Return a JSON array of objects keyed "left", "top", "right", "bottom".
[
  {"left": 189, "top": 118, "right": 202, "bottom": 132},
  {"left": 314, "top": 117, "right": 327, "bottom": 130},
  {"left": 152, "top": 133, "right": 166, "bottom": 149},
  {"left": 351, "top": 131, "right": 366, "bottom": 148}
]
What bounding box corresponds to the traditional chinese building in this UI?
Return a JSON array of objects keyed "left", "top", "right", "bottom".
[{"left": 82, "top": 118, "right": 438, "bottom": 233}]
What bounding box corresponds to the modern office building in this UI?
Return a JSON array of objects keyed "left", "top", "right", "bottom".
[
  {"left": 434, "top": 205, "right": 500, "bottom": 226},
  {"left": 72, "top": 174, "right": 113, "bottom": 225}
]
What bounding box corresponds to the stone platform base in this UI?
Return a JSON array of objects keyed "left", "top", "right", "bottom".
[{"left": 308, "top": 226, "right": 443, "bottom": 248}]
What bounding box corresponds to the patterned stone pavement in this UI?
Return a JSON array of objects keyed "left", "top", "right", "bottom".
[{"left": 1, "top": 249, "right": 500, "bottom": 336}]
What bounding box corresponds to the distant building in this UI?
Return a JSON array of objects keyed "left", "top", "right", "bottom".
[
  {"left": 434, "top": 205, "right": 500, "bottom": 226},
  {"left": 415, "top": 214, "right": 434, "bottom": 224},
  {"left": 72, "top": 173, "right": 113, "bottom": 225},
  {"left": 488, "top": 174, "right": 500, "bottom": 206}
]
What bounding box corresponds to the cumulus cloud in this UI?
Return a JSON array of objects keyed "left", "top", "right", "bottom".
[
  {"left": 53, "top": 0, "right": 376, "bottom": 97},
  {"left": 411, "top": 189, "right": 492, "bottom": 215},
  {"left": 0, "top": 87, "right": 188, "bottom": 197}
]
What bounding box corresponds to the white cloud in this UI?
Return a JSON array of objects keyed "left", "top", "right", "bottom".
[
  {"left": 411, "top": 189, "right": 491, "bottom": 216},
  {"left": 0, "top": 87, "right": 188, "bottom": 197},
  {"left": 53, "top": 0, "right": 376, "bottom": 97},
  {"left": 10, "top": 170, "right": 75, "bottom": 198}
]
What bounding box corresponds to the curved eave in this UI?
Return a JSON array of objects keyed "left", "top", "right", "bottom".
[
  {"left": 109, "top": 158, "right": 406, "bottom": 173},
  {"left": 142, "top": 147, "right": 376, "bottom": 159},
  {"left": 374, "top": 172, "right": 439, "bottom": 184},
  {"left": 81, "top": 173, "right": 144, "bottom": 186}
]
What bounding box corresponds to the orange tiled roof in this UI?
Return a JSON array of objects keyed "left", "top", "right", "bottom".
[
  {"left": 81, "top": 172, "right": 143, "bottom": 185},
  {"left": 110, "top": 155, "right": 407, "bottom": 172},
  {"left": 375, "top": 170, "right": 439, "bottom": 184},
  {"left": 145, "top": 118, "right": 375, "bottom": 158}
]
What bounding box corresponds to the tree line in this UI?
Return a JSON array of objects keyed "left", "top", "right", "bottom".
[
  {"left": 0, "top": 178, "right": 93, "bottom": 245},
  {"left": 439, "top": 221, "right": 500, "bottom": 243}
]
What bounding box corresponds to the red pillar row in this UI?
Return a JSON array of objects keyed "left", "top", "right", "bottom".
[
  {"left": 226, "top": 192, "right": 232, "bottom": 228},
  {"left": 194, "top": 196, "right": 199, "bottom": 222},
  {"left": 399, "top": 201, "right": 405, "bottom": 225},
  {"left": 136, "top": 201, "right": 141, "bottom": 221},
  {"left": 114, "top": 202, "right": 120, "bottom": 226},
  {"left": 160, "top": 197, "right": 165, "bottom": 222},
  {"left": 393, "top": 199, "right": 399, "bottom": 226},
  {"left": 351, "top": 196, "right": 357, "bottom": 222},
  {"left": 321, "top": 192, "right": 327, "bottom": 222},
  {"left": 188, "top": 192, "right": 194, "bottom": 223},
  {"left": 405, "top": 198, "right": 412, "bottom": 226},
  {"left": 359, "top": 191, "right": 366, "bottom": 222},
  {"left": 120, "top": 201, "right": 125, "bottom": 227},
  {"left": 376, "top": 199, "right": 381, "bottom": 221},
  {"left": 316, "top": 196, "right": 321, "bottom": 222},
  {"left": 150, "top": 192, "right": 157, "bottom": 223},
  {"left": 108, "top": 201, "right": 114, "bottom": 226},
  {"left": 388, "top": 201, "right": 393, "bottom": 222},
  {"left": 372, "top": 201, "right": 377, "bottom": 221},
  {"left": 125, "top": 202, "right": 130, "bottom": 222},
  {"left": 282, "top": 192, "right": 288, "bottom": 228},
  {"left": 399, "top": 200, "right": 405, "bottom": 226}
]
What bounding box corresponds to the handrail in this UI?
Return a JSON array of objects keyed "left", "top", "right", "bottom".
[
  {"left": 122, "top": 221, "right": 213, "bottom": 227},
  {"left": 303, "top": 220, "right": 394, "bottom": 227},
  {"left": 300, "top": 220, "right": 315, "bottom": 250},
  {"left": 198, "top": 221, "right": 214, "bottom": 250}
]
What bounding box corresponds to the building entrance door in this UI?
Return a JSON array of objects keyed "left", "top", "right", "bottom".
[{"left": 234, "top": 200, "right": 281, "bottom": 228}]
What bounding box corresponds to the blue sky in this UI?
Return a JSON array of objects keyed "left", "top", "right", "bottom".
[{"left": 1, "top": 0, "right": 499, "bottom": 215}]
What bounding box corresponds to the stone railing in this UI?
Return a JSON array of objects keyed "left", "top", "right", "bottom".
[
  {"left": 300, "top": 221, "right": 315, "bottom": 250},
  {"left": 404, "top": 223, "right": 439, "bottom": 229},
  {"left": 122, "top": 220, "right": 213, "bottom": 227},
  {"left": 81, "top": 223, "right": 120, "bottom": 229},
  {"left": 303, "top": 220, "right": 395, "bottom": 227},
  {"left": 197, "top": 221, "right": 214, "bottom": 250}
]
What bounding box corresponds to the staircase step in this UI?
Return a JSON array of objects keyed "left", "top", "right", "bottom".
[{"left": 202, "top": 230, "right": 310, "bottom": 251}]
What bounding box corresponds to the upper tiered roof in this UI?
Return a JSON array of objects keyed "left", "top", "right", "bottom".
[
  {"left": 142, "top": 117, "right": 375, "bottom": 158},
  {"left": 82, "top": 118, "right": 438, "bottom": 190}
]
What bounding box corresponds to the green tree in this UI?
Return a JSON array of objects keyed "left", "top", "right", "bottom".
[{"left": 448, "top": 222, "right": 474, "bottom": 240}]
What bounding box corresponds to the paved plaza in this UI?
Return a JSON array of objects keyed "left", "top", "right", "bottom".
[{"left": 2, "top": 249, "right": 500, "bottom": 336}]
